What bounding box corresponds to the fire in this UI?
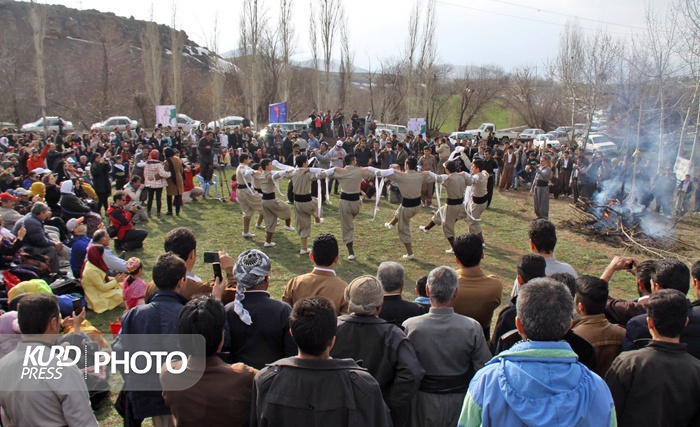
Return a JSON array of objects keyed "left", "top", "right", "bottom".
[{"left": 603, "top": 211, "right": 610, "bottom": 219}]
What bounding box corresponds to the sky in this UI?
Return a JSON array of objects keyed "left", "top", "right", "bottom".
[{"left": 24, "top": 0, "right": 671, "bottom": 71}]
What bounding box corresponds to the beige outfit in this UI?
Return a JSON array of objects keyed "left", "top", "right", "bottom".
[
  {"left": 436, "top": 144, "right": 451, "bottom": 175},
  {"left": 417, "top": 155, "right": 437, "bottom": 205},
  {"left": 391, "top": 171, "right": 433, "bottom": 244},
  {"left": 431, "top": 173, "right": 471, "bottom": 239},
  {"left": 255, "top": 171, "right": 291, "bottom": 233},
  {"left": 282, "top": 268, "right": 349, "bottom": 315},
  {"left": 330, "top": 166, "right": 367, "bottom": 244},
  {"left": 290, "top": 168, "right": 319, "bottom": 238},
  {"left": 236, "top": 165, "right": 263, "bottom": 218},
  {"left": 467, "top": 171, "right": 489, "bottom": 234}
]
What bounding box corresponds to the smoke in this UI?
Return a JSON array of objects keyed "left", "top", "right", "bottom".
[{"left": 589, "top": 166, "right": 673, "bottom": 240}]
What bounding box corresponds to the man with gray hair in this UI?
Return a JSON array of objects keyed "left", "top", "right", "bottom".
[
  {"left": 402, "top": 266, "right": 491, "bottom": 427},
  {"left": 331, "top": 275, "right": 424, "bottom": 427},
  {"left": 458, "top": 278, "right": 616, "bottom": 427},
  {"left": 16, "top": 202, "right": 67, "bottom": 272},
  {"left": 377, "top": 261, "right": 425, "bottom": 325}
]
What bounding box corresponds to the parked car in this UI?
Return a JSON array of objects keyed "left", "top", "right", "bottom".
[
  {"left": 22, "top": 117, "right": 74, "bottom": 133},
  {"left": 175, "top": 114, "right": 201, "bottom": 133},
  {"left": 448, "top": 131, "right": 475, "bottom": 146},
  {"left": 533, "top": 134, "right": 561, "bottom": 150},
  {"left": 0, "top": 121, "right": 17, "bottom": 129},
  {"left": 376, "top": 123, "right": 408, "bottom": 140},
  {"left": 518, "top": 128, "right": 545, "bottom": 142},
  {"left": 207, "top": 116, "right": 254, "bottom": 131},
  {"left": 259, "top": 121, "right": 307, "bottom": 138},
  {"left": 91, "top": 116, "right": 138, "bottom": 133},
  {"left": 579, "top": 133, "right": 618, "bottom": 155}
]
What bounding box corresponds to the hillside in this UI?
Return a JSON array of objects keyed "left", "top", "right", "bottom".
[{"left": 0, "top": 0, "right": 241, "bottom": 129}]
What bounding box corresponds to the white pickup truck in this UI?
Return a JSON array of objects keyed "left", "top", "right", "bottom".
[{"left": 465, "top": 123, "right": 521, "bottom": 144}]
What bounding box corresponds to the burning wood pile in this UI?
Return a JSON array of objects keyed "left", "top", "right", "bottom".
[{"left": 565, "top": 197, "right": 691, "bottom": 259}]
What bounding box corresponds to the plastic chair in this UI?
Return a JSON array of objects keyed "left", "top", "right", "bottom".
[{"left": 196, "top": 174, "right": 219, "bottom": 198}]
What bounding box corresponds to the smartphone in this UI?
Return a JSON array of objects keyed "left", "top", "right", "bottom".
[
  {"left": 72, "top": 299, "right": 83, "bottom": 316},
  {"left": 203, "top": 251, "right": 219, "bottom": 263},
  {"left": 212, "top": 262, "right": 223, "bottom": 281}
]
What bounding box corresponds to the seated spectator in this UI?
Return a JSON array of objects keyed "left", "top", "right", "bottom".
[
  {"left": 603, "top": 257, "right": 655, "bottom": 325},
  {"left": 182, "top": 162, "right": 204, "bottom": 203},
  {"left": 571, "top": 275, "right": 625, "bottom": 377},
  {"left": 107, "top": 190, "right": 148, "bottom": 252},
  {"left": 458, "top": 278, "right": 616, "bottom": 427},
  {"left": 13, "top": 187, "right": 33, "bottom": 215},
  {"left": 81, "top": 244, "right": 126, "bottom": 313},
  {"left": 511, "top": 219, "right": 577, "bottom": 297},
  {"left": 251, "top": 296, "right": 391, "bottom": 427},
  {"left": 282, "top": 234, "right": 349, "bottom": 315},
  {"left": 143, "top": 228, "right": 237, "bottom": 304},
  {"left": 377, "top": 261, "right": 425, "bottom": 325},
  {"left": 452, "top": 233, "right": 502, "bottom": 340},
  {"left": 224, "top": 249, "right": 296, "bottom": 369},
  {"left": 0, "top": 192, "right": 23, "bottom": 231},
  {"left": 0, "top": 293, "right": 98, "bottom": 426},
  {"left": 15, "top": 202, "right": 66, "bottom": 273},
  {"left": 122, "top": 257, "right": 146, "bottom": 310},
  {"left": 331, "top": 275, "right": 424, "bottom": 427},
  {"left": 414, "top": 275, "right": 430, "bottom": 310},
  {"left": 42, "top": 173, "right": 61, "bottom": 217},
  {"left": 67, "top": 217, "right": 89, "bottom": 278},
  {"left": 403, "top": 266, "right": 491, "bottom": 427},
  {"left": 622, "top": 259, "right": 700, "bottom": 358},
  {"left": 605, "top": 289, "right": 700, "bottom": 427},
  {"left": 161, "top": 295, "right": 257, "bottom": 427},
  {"left": 123, "top": 176, "right": 148, "bottom": 224},
  {"left": 490, "top": 254, "right": 546, "bottom": 353},
  {"left": 58, "top": 179, "right": 103, "bottom": 237}
]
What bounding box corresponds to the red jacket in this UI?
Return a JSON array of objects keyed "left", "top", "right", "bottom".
[{"left": 107, "top": 204, "right": 133, "bottom": 240}]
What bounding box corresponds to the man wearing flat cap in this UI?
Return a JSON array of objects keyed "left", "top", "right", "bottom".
[{"left": 330, "top": 275, "right": 424, "bottom": 427}]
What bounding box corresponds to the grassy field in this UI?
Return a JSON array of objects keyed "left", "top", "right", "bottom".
[{"left": 85, "top": 176, "right": 697, "bottom": 425}]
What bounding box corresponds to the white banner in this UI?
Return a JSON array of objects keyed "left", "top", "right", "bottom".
[
  {"left": 674, "top": 156, "right": 693, "bottom": 181},
  {"left": 407, "top": 118, "right": 426, "bottom": 138},
  {"left": 155, "top": 105, "right": 177, "bottom": 128}
]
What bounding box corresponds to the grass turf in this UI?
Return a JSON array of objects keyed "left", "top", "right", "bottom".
[{"left": 88, "top": 178, "right": 648, "bottom": 425}]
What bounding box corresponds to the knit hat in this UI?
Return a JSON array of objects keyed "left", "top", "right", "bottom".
[
  {"left": 126, "top": 257, "right": 142, "bottom": 274},
  {"left": 345, "top": 275, "right": 384, "bottom": 315},
  {"left": 232, "top": 249, "right": 271, "bottom": 325}
]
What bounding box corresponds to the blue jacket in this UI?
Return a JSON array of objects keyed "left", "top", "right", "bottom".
[
  {"left": 113, "top": 290, "right": 189, "bottom": 419},
  {"left": 68, "top": 235, "right": 90, "bottom": 276},
  {"left": 458, "top": 341, "right": 617, "bottom": 427}
]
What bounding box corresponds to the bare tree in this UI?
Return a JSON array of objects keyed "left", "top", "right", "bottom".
[
  {"left": 416, "top": 0, "right": 437, "bottom": 122},
  {"left": 279, "top": 0, "right": 294, "bottom": 102},
  {"left": 240, "top": 0, "right": 266, "bottom": 124},
  {"left": 259, "top": 26, "right": 283, "bottom": 122},
  {"left": 425, "top": 65, "right": 454, "bottom": 134},
  {"left": 455, "top": 65, "right": 509, "bottom": 130},
  {"left": 141, "top": 8, "right": 163, "bottom": 125},
  {"left": 209, "top": 16, "right": 225, "bottom": 120},
  {"left": 507, "top": 66, "right": 565, "bottom": 130},
  {"left": 404, "top": 0, "right": 421, "bottom": 119},
  {"left": 376, "top": 58, "right": 406, "bottom": 123},
  {"left": 309, "top": 0, "right": 321, "bottom": 109},
  {"left": 318, "top": 0, "right": 344, "bottom": 109},
  {"left": 170, "top": 1, "right": 185, "bottom": 110},
  {"left": 642, "top": 4, "right": 678, "bottom": 171},
  {"left": 552, "top": 22, "right": 584, "bottom": 146},
  {"left": 28, "top": 0, "right": 47, "bottom": 132},
  {"left": 337, "top": 16, "right": 353, "bottom": 109}
]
